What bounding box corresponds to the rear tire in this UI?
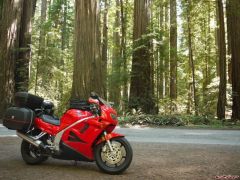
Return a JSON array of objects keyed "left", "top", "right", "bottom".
[
  {"left": 21, "top": 140, "right": 48, "bottom": 165},
  {"left": 94, "top": 137, "right": 133, "bottom": 174}
]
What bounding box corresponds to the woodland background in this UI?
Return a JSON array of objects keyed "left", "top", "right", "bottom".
[{"left": 0, "top": 0, "right": 240, "bottom": 125}]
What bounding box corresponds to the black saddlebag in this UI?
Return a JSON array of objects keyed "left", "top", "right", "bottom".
[
  {"left": 14, "top": 92, "right": 44, "bottom": 110},
  {"left": 3, "top": 107, "right": 35, "bottom": 132}
]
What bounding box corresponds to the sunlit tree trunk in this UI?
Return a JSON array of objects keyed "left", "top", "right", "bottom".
[
  {"left": 164, "top": 0, "right": 169, "bottom": 97},
  {"left": 0, "top": 0, "right": 23, "bottom": 121},
  {"left": 72, "top": 0, "right": 103, "bottom": 99}
]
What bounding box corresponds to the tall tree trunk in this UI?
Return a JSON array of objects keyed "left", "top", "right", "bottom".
[
  {"left": 159, "top": 4, "right": 164, "bottom": 99},
  {"left": 120, "top": 0, "right": 128, "bottom": 113},
  {"left": 35, "top": 0, "right": 47, "bottom": 94},
  {"left": 187, "top": 0, "right": 198, "bottom": 115},
  {"left": 170, "top": 0, "right": 177, "bottom": 111},
  {"left": 15, "top": 0, "right": 33, "bottom": 92},
  {"left": 109, "top": 0, "right": 121, "bottom": 106},
  {"left": 169, "top": 0, "right": 177, "bottom": 99},
  {"left": 202, "top": 2, "right": 211, "bottom": 110},
  {"left": 226, "top": 1, "right": 232, "bottom": 84},
  {"left": 129, "top": 0, "right": 154, "bottom": 114},
  {"left": 72, "top": 0, "right": 103, "bottom": 99},
  {"left": 217, "top": 0, "right": 227, "bottom": 120},
  {"left": 226, "top": 0, "right": 240, "bottom": 121},
  {"left": 58, "top": 0, "right": 68, "bottom": 100},
  {"left": 0, "top": 0, "right": 23, "bottom": 121},
  {"left": 102, "top": 0, "right": 108, "bottom": 99},
  {"left": 164, "top": 0, "right": 169, "bottom": 97}
]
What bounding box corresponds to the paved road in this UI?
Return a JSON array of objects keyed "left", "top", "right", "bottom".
[
  {"left": 116, "top": 127, "right": 240, "bottom": 145},
  {"left": 1, "top": 124, "right": 240, "bottom": 145}
]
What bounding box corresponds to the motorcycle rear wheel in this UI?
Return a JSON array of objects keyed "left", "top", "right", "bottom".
[
  {"left": 94, "top": 137, "right": 133, "bottom": 174},
  {"left": 21, "top": 140, "right": 48, "bottom": 165}
]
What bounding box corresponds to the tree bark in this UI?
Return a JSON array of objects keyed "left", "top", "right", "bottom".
[
  {"left": 216, "top": 0, "right": 227, "bottom": 120},
  {"left": 15, "top": 0, "right": 33, "bottom": 92},
  {"left": 226, "top": 0, "right": 240, "bottom": 121},
  {"left": 169, "top": 0, "right": 177, "bottom": 101},
  {"left": 159, "top": 4, "right": 164, "bottom": 99},
  {"left": 187, "top": 0, "right": 198, "bottom": 115},
  {"left": 129, "top": 0, "right": 154, "bottom": 114},
  {"left": 72, "top": 0, "right": 103, "bottom": 99},
  {"left": 164, "top": 1, "right": 169, "bottom": 97},
  {"left": 120, "top": 0, "right": 128, "bottom": 113},
  {"left": 226, "top": 0, "right": 232, "bottom": 84},
  {"left": 0, "top": 0, "right": 23, "bottom": 121}
]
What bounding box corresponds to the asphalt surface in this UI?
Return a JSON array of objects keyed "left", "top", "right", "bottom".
[
  {"left": 1, "top": 124, "right": 240, "bottom": 146},
  {"left": 0, "top": 124, "right": 240, "bottom": 180}
]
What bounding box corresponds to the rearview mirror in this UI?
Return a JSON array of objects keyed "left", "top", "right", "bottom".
[{"left": 88, "top": 97, "right": 100, "bottom": 106}]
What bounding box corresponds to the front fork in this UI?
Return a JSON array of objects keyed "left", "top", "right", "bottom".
[{"left": 103, "top": 131, "right": 113, "bottom": 152}]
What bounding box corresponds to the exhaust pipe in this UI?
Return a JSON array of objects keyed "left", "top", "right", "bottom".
[{"left": 17, "top": 131, "right": 43, "bottom": 148}]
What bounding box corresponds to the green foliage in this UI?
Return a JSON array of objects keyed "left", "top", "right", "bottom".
[
  {"left": 29, "top": 0, "right": 74, "bottom": 114},
  {"left": 119, "top": 114, "right": 185, "bottom": 126},
  {"left": 119, "top": 114, "right": 240, "bottom": 128}
]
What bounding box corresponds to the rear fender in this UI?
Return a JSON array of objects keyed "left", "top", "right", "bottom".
[{"left": 96, "top": 132, "right": 124, "bottom": 145}]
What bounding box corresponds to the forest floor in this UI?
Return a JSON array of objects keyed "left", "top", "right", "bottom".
[{"left": 0, "top": 131, "right": 240, "bottom": 180}]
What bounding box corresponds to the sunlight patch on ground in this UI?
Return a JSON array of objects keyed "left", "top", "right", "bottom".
[{"left": 0, "top": 135, "right": 17, "bottom": 137}]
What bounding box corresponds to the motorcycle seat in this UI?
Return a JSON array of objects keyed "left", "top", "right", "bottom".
[{"left": 40, "top": 114, "right": 60, "bottom": 126}]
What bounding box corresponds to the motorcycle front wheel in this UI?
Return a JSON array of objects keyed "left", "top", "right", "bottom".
[{"left": 94, "top": 137, "right": 133, "bottom": 174}]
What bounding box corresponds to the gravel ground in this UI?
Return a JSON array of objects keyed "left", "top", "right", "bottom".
[{"left": 0, "top": 137, "right": 240, "bottom": 180}]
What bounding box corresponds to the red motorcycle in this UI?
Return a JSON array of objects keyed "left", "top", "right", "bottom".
[{"left": 3, "top": 92, "right": 132, "bottom": 174}]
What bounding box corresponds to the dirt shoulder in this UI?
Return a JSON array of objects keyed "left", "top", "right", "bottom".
[{"left": 0, "top": 137, "right": 240, "bottom": 180}]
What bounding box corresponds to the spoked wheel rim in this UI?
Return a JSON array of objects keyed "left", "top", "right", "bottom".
[
  {"left": 94, "top": 137, "right": 133, "bottom": 174},
  {"left": 100, "top": 141, "right": 127, "bottom": 167}
]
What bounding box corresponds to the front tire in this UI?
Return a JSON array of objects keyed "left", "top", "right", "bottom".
[
  {"left": 21, "top": 140, "right": 48, "bottom": 165},
  {"left": 94, "top": 137, "right": 133, "bottom": 174}
]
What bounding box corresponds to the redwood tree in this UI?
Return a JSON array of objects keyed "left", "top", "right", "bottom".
[
  {"left": 129, "top": 0, "right": 154, "bottom": 114},
  {"left": 0, "top": 0, "right": 32, "bottom": 121},
  {"left": 216, "top": 0, "right": 227, "bottom": 120},
  {"left": 71, "top": 0, "right": 104, "bottom": 99},
  {"left": 226, "top": 0, "right": 240, "bottom": 120}
]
